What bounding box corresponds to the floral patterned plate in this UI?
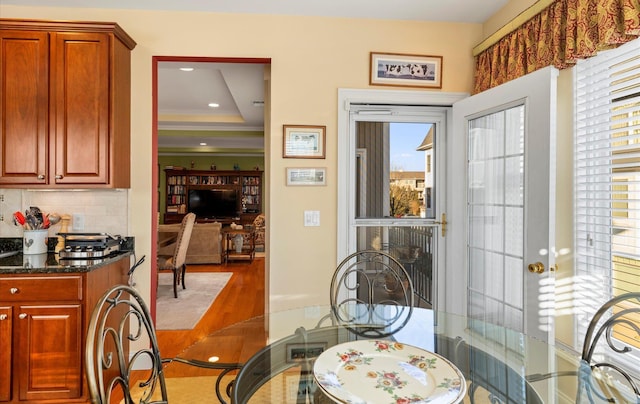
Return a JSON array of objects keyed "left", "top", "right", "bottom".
[{"left": 313, "top": 340, "right": 466, "bottom": 404}]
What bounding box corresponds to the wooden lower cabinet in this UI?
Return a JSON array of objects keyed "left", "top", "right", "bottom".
[
  {"left": 16, "top": 304, "right": 82, "bottom": 401},
  {"left": 0, "top": 306, "right": 11, "bottom": 402},
  {"left": 0, "top": 256, "right": 129, "bottom": 403}
]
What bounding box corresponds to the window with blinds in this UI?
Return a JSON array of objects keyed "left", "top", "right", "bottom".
[{"left": 575, "top": 38, "right": 640, "bottom": 357}]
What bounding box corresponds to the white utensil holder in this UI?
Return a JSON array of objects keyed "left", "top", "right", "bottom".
[{"left": 23, "top": 230, "right": 48, "bottom": 255}]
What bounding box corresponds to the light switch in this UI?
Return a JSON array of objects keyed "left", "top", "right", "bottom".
[
  {"left": 304, "top": 210, "right": 320, "bottom": 226},
  {"left": 72, "top": 213, "right": 85, "bottom": 231}
]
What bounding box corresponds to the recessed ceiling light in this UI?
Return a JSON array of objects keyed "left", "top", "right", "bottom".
[
  {"left": 179, "top": 67, "right": 194, "bottom": 72},
  {"left": 208, "top": 103, "right": 219, "bottom": 108},
  {"left": 199, "top": 142, "right": 207, "bottom": 146}
]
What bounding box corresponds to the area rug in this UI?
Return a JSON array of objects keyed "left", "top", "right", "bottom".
[
  {"left": 126, "top": 376, "right": 229, "bottom": 403},
  {"left": 130, "top": 374, "right": 296, "bottom": 404},
  {"left": 132, "top": 375, "right": 488, "bottom": 403},
  {"left": 156, "top": 272, "right": 232, "bottom": 330}
]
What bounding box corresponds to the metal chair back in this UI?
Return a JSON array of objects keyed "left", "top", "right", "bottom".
[
  {"left": 329, "top": 250, "right": 414, "bottom": 338},
  {"left": 578, "top": 292, "right": 640, "bottom": 403},
  {"left": 85, "top": 285, "right": 168, "bottom": 404}
]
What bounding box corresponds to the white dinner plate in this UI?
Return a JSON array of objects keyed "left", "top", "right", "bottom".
[{"left": 313, "top": 340, "right": 466, "bottom": 404}]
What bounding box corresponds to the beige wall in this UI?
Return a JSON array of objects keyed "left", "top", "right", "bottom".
[
  {"left": 482, "top": 0, "right": 539, "bottom": 40},
  {"left": 1, "top": 5, "right": 483, "bottom": 311}
]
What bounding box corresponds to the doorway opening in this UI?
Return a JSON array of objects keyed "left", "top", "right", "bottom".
[{"left": 151, "top": 56, "right": 270, "bottom": 323}]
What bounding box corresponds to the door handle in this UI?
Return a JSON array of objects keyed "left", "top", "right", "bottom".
[{"left": 528, "top": 262, "right": 545, "bottom": 274}]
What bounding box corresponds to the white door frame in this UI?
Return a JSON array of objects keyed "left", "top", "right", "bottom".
[{"left": 337, "top": 88, "right": 468, "bottom": 311}]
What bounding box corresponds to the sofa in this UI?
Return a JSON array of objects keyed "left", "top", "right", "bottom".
[{"left": 158, "top": 221, "right": 223, "bottom": 264}]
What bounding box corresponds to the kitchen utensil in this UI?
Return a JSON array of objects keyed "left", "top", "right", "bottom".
[
  {"left": 26, "top": 207, "right": 44, "bottom": 229},
  {"left": 13, "top": 211, "right": 26, "bottom": 227},
  {"left": 48, "top": 213, "right": 61, "bottom": 225}
]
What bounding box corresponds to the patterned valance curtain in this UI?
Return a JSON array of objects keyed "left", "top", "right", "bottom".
[{"left": 474, "top": 0, "right": 640, "bottom": 94}]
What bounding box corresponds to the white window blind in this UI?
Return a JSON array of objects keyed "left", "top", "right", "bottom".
[{"left": 575, "top": 38, "right": 640, "bottom": 355}]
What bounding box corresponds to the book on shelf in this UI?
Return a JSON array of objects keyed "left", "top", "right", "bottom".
[{"left": 165, "top": 165, "right": 185, "bottom": 170}]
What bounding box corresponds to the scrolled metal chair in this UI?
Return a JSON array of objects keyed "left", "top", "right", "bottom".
[
  {"left": 328, "top": 249, "right": 415, "bottom": 338},
  {"left": 578, "top": 292, "right": 640, "bottom": 403},
  {"left": 85, "top": 284, "right": 241, "bottom": 404},
  {"left": 527, "top": 292, "right": 640, "bottom": 403}
]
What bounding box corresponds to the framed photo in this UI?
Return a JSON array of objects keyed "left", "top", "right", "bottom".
[
  {"left": 286, "top": 168, "right": 326, "bottom": 186},
  {"left": 283, "top": 125, "right": 326, "bottom": 159},
  {"left": 286, "top": 342, "right": 327, "bottom": 363},
  {"left": 370, "top": 52, "right": 443, "bottom": 89}
]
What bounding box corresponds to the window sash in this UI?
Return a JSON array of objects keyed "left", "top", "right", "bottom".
[{"left": 574, "top": 38, "right": 640, "bottom": 362}]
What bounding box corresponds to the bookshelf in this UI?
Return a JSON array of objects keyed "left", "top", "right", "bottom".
[{"left": 164, "top": 169, "right": 263, "bottom": 224}]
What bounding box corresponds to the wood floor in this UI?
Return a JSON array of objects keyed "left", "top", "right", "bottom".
[{"left": 157, "top": 257, "right": 266, "bottom": 377}]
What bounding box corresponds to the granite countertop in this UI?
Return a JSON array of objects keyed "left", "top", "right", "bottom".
[{"left": 0, "top": 237, "right": 135, "bottom": 275}]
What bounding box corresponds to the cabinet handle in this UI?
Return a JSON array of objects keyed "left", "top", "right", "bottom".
[
  {"left": 0, "top": 314, "right": 7, "bottom": 321},
  {"left": 37, "top": 174, "right": 45, "bottom": 180},
  {"left": 19, "top": 313, "right": 27, "bottom": 319},
  {"left": 55, "top": 175, "right": 63, "bottom": 179},
  {"left": 10, "top": 287, "right": 19, "bottom": 294}
]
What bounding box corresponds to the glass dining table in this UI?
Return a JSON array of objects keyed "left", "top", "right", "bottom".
[{"left": 172, "top": 305, "right": 604, "bottom": 403}]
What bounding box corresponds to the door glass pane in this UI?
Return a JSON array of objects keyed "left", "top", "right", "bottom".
[
  {"left": 356, "top": 225, "right": 435, "bottom": 306},
  {"left": 467, "top": 106, "right": 525, "bottom": 331},
  {"left": 355, "top": 122, "right": 435, "bottom": 219}
]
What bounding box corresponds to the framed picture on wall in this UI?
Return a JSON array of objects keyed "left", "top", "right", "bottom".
[
  {"left": 286, "top": 167, "right": 326, "bottom": 186},
  {"left": 370, "top": 52, "right": 443, "bottom": 89},
  {"left": 283, "top": 125, "right": 326, "bottom": 158}
]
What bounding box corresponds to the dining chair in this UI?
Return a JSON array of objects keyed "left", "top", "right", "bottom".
[
  {"left": 578, "top": 292, "right": 640, "bottom": 403},
  {"left": 85, "top": 284, "right": 241, "bottom": 404},
  {"left": 245, "top": 213, "right": 265, "bottom": 250},
  {"left": 157, "top": 212, "right": 195, "bottom": 298},
  {"left": 328, "top": 249, "right": 415, "bottom": 338},
  {"left": 527, "top": 292, "right": 640, "bottom": 403}
]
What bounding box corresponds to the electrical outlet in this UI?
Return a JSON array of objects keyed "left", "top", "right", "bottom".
[
  {"left": 72, "top": 214, "right": 85, "bottom": 231},
  {"left": 0, "top": 194, "right": 4, "bottom": 202}
]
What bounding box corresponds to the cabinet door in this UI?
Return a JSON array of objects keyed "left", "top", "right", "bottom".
[
  {"left": 0, "top": 31, "right": 49, "bottom": 185},
  {"left": 0, "top": 307, "right": 11, "bottom": 402},
  {"left": 51, "top": 32, "right": 109, "bottom": 185},
  {"left": 15, "top": 304, "right": 83, "bottom": 401}
]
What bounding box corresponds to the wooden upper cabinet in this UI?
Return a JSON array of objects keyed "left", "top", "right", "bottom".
[
  {"left": 0, "top": 19, "right": 136, "bottom": 188},
  {"left": 52, "top": 32, "right": 110, "bottom": 185},
  {"left": 0, "top": 30, "right": 49, "bottom": 186}
]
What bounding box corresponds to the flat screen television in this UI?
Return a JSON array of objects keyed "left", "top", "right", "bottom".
[{"left": 188, "top": 189, "right": 239, "bottom": 219}]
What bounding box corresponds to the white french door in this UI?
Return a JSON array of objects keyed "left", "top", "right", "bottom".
[{"left": 448, "top": 66, "right": 558, "bottom": 343}]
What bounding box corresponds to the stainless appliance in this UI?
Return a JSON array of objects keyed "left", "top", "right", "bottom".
[{"left": 58, "top": 233, "right": 123, "bottom": 259}]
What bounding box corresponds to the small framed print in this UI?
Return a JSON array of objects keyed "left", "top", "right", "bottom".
[
  {"left": 370, "top": 52, "right": 443, "bottom": 89},
  {"left": 283, "top": 125, "right": 326, "bottom": 159},
  {"left": 286, "top": 167, "right": 326, "bottom": 186}
]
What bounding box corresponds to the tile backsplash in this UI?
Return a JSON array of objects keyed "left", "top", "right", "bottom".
[{"left": 0, "top": 189, "right": 128, "bottom": 237}]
